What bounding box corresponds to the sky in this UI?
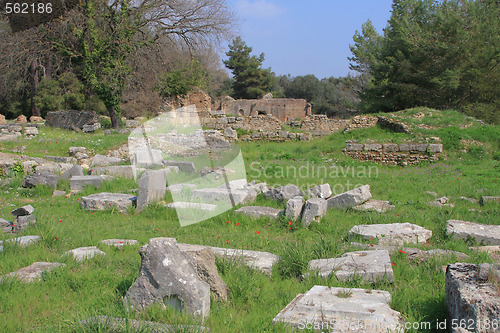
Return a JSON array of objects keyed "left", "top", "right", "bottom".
[{"left": 224, "top": 0, "right": 394, "bottom": 79}]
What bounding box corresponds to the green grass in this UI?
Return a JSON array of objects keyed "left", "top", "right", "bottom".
[{"left": 0, "top": 110, "right": 499, "bottom": 332}]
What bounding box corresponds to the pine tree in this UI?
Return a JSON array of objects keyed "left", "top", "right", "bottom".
[{"left": 223, "top": 37, "right": 274, "bottom": 99}]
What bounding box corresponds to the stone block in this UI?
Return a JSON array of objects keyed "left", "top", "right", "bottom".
[
  {"left": 301, "top": 198, "right": 327, "bottom": 227},
  {"left": 350, "top": 222, "right": 432, "bottom": 246},
  {"left": 136, "top": 169, "right": 167, "bottom": 212},
  {"left": 326, "top": 185, "right": 371, "bottom": 209},
  {"left": 364, "top": 143, "right": 383, "bottom": 151},
  {"left": 70, "top": 175, "right": 103, "bottom": 191},
  {"left": 447, "top": 220, "right": 500, "bottom": 245},
  {"left": 234, "top": 206, "right": 283, "bottom": 219},
  {"left": 286, "top": 196, "right": 304, "bottom": 220},
  {"left": 80, "top": 192, "right": 137, "bottom": 213},
  {"left": 428, "top": 143, "right": 443, "bottom": 153}
]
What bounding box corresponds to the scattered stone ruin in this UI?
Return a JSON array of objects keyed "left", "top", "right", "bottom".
[
  {"left": 343, "top": 141, "right": 443, "bottom": 166},
  {"left": 219, "top": 95, "right": 311, "bottom": 121}
]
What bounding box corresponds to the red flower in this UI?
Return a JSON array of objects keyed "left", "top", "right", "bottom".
[
  {"left": 54, "top": 237, "right": 58, "bottom": 240},
  {"left": 217, "top": 236, "right": 220, "bottom": 238},
  {"left": 399, "top": 250, "right": 406, "bottom": 254},
  {"left": 370, "top": 244, "right": 374, "bottom": 247},
  {"left": 91, "top": 213, "right": 94, "bottom": 215},
  {"left": 119, "top": 241, "right": 123, "bottom": 244},
  {"left": 155, "top": 228, "right": 159, "bottom": 231},
  {"left": 256, "top": 231, "right": 260, "bottom": 234},
  {"left": 226, "top": 221, "right": 229, "bottom": 224},
  {"left": 288, "top": 221, "right": 292, "bottom": 225},
  {"left": 226, "top": 240, "right": 229, "bottom": 242},
  {"left": 236, "top": 223, "right": 240, "bottom": 226},
  {"left": 392, "top": 262, "right": 395, "bottom": 266},
  {"left": 58, "top": 219, "right": 62, "bottom": 223},
  {"left": 150, "top": 221, "right": 152, "bottom": 223},
  {"left": 289, "top": 227, "right": 292, "bottom": 230},
  {"left": 77, "top": 199, "right": 80, "bottom": 201}
]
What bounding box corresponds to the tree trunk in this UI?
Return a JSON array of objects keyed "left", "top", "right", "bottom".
[
  {"left": 30, "top": 60, "right": 41, "bottom": 117},
  {"left": 107, "top": 104, "right": 120, "bottom": 129}
]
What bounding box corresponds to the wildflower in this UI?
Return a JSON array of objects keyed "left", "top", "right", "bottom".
[
  {"left": 256, "top": 231, "right": 260, "bottom": 234},
  {"left": 226, "top": 221, "right": 229, "bottom": 224},
  {"left": 217, "top": 236, "right": 220, "bottom": 238},
  {"left": 91, "top": 213, "right": 94, "bottom": 215},
  {"left": 226, "top": 240, "right": 229, "bottom": 242},
  {"left": 392, "top": 262, "right": 395, "bottom": 266},
  {"left": 370, "top": 244, "right": 374, "bottom": 247},
  {"left": 155, "top": 228, "right": 159, "bottom": 231},
  {"left": 119, "top": 241, "right": 123, "bottom": 244},
  {"left": 399, "top": 250, "right": 406, "bottom": 254},
  {"left": 54, "top": 237, "right": 58, "bottom": 240},
  {"left": 236, "top": 223, "right": 240, "bottom": 226},
  {"left": 58, "top": 219, "right": 62, "bottom": 223},
  {"left": 288, "top": 221, "right": 292, "bottom": 225},
  {"left": 289, "top": 227, "right": 292, "bottom": 230}
]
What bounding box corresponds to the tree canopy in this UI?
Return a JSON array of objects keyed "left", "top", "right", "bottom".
[{"left": 349, "top": 0, "right": 500, "bottom": 123}]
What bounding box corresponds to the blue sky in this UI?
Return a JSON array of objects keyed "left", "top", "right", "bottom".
[{"left": 224, "top": 0, "right": 394, "bottom": 79}]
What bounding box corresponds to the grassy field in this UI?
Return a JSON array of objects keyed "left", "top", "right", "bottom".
[{"left": 0, "top": 109, "right": 499, "bottom": 332}]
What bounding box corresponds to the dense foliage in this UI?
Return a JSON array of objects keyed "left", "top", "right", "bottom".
[{"left": 349, "top": 0, "right": 500, "bottom": 124}]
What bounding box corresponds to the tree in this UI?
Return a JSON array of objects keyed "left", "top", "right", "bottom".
[
  {"left": 155, "top": 58, "right": 208, "bottom": 98},
  {"left": 0, "top": 0, "right": 235, "bottom": 126},
  {"left": 223, "top": 37, "right": 274, "bottom": 99},
  {"left": 349, "top": 0, "right": 500, "bottom": 123}
]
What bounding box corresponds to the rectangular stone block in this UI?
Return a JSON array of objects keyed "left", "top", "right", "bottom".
[
  {"left": 364, "top": 143, "right": 383, "bottom": 151},
  {"left": 163, "top": 161, "right": 196, "bottom": 173},
  {"left": 70, "top": 176, "right": 103, "bottom": 191},
  {"left": 428, "top": 143, "right": 443, "bottom": 153},
  {"left": 413, "top": 144, "right": 428, "bottom": 152},
  {"left": 382, "top": 143, "right": 399, "bottom": 152},
  {"left": 346, "top": 142, "right": 363, "bottom": 151},
  {"left": 398, "top": 143, "right": 411, "bottom": 152}
]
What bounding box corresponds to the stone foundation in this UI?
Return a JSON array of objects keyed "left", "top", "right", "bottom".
[{"left": 343, "top": 141, "right": 443, "bottom": 166}]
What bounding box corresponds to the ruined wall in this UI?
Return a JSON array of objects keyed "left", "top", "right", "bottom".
[
  {"left": 343, "top": 141, "right": 443, "bottom": 166},
  {"left": 203, "top": 114, "right": 282, "bottom": 132},
  {"left": 299, "top": 114, "right": 350, "bottom": 135},
  {"left": 220, "top": 98, "right": 311, "bottom": 121}
]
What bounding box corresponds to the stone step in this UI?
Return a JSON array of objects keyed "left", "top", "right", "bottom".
[
  {"left": 65, "top": 246, "right": 106, "bottom": 261},
  {"left": 80, "top": 193, "right": 137, "bottom": 213}
]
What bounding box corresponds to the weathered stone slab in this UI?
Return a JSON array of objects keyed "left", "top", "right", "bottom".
[
  {"left": 69, "top": 175, "right": 104, "bottom": 191},
  {"left": 65, "top": 246, "right": 106, "bottom": 261},
  {"left": 22, "top": 171, "right": 59, "bottom": 189},
  {"left": 60, "top": 165, "right": 84, "bottom": 180},
  {"left": 345, "top": 142, "right": 363, "bottom": 151},
  {"left": 133, "top": 149, "right": 164, "bottom": 168},
  {"left": 101, "top": 239, "right": 139, "bottom": 247},
  {"left": 308, "top": 250, "right": 394, "bottom": 283},
  {"left": 480, "top": 196, "right": 500, "bottom": 205},
  {"left": 308, "top": 184, "right": 332, "bottom": 199},
  {"left": 166, "top": 202, "right": 217, "bottom": 211},
  {"left": 428, "top": 143, "right": 443, "bottom": 153},
  {"left": 350, "top": 243, "right": 470, "bottom": 261},
  {"left": 352, "top": 199, "right": 395, "bottom": 213},
  {"left": 90, "top": 165, "right": 135, "bottom": 179},
  {"left": 0, "top": 132, "right": 21, "bottom": 141},
  {"left": 44, "top": 155, "right": 77, "bottom": 164},
  {"left": 447, "top": 220, "right": 500, "bottom": 245},
  {"left": 79, "top": 316, "right": 210, "bottom": 333},
  {"left": 24, "top": 127, "right": 38, "bottom": 136},
  {"left": 191, "top": 188, "right": 256, "bottom": 206},
  {"left": 301, "top": 198, "right": 327, "bottom": 227},
  {"left": 46, "top": 110, "right": 99, "bottom": 131},
  {"left": 0, "top": 262, "right": 65, "bottom": 283},
  {"left": 5, "top": 235, "right": 40, "bottom": 247},
  {"left": 163, "top": 160, "right": 196, "bottom": 173},
  {"left": 80, "top": 192, "right": 137, "bottom": 213},
  {"left": 327, "top": 184, "right": 372, "bottom": 209},
  {"left": 210, "top": 246, "right": 278, "bottom": 275},
  {"left": 364, "top": 143, "right": 383, "bottom": 151},
  {"left": 91, "top": 154, "right": 124, "bottom": 167},
  {"left": 177, "top": 243, "right": 229, "bottom": 301},
  {"left": 234, "top": 206, "right": 283, "bottom": 219},
  {"left": 469, "top": 245, "right": 500, "bottom": 254},
  {"left": 125, "top": 238, "right": 210, "bottom": 318},
  {"left": 136, "top": 169, "right": 167, "bottom": 212},
  {"left": 10, "top": 205, "right": 34, "bottom": 217},
  {"left": 273, "top": 285, "right": 403, "bottom": 332},
  {"left": 446, "top": 263, "right": 500, "bottom": 333},
  {"left": 286, "top": 196, "right": 304, "bottom": 220},
  {"left": 350, "top": 223, "right": 432, "bottom": 246},
  {"left": 264, "top": 184, "right": 301, "bottom": 201}
]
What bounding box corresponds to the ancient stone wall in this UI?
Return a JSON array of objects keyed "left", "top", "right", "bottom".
[
  {"left": 0, "top": 124, "right": 39, "bottom": 141},
  {"left": 343, "top": 141, "right": 443, "bottom": 166},
  {"left": 46, "top": 110, "right": 100, "bottom": 130},
  {"left": 203, "top": 114, "right": 282, "bottom": 132},
  {"left": 220, "top": 98, "right": 311, "bottom": 121},
  {"left": 298, "top": 115, "right": 350, "bottom": 135}
]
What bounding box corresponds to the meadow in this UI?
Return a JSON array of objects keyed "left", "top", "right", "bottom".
[{"left": 0, "top": 109, "right": 499, "bottom": 332}]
